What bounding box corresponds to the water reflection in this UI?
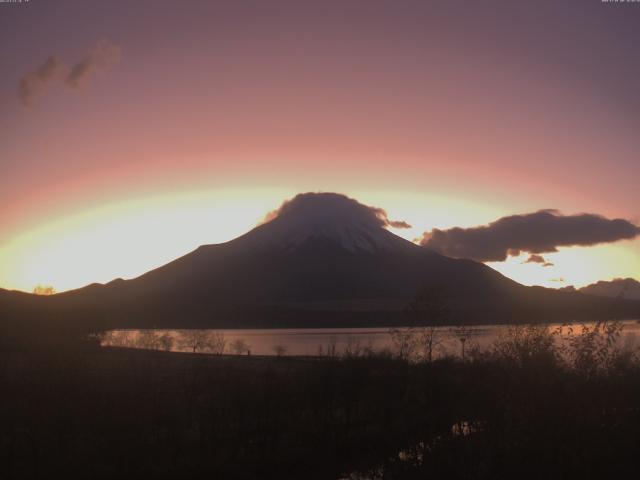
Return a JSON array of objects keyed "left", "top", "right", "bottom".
[{"left": 101, "top": 320, "right": 640, "bottom": 357}]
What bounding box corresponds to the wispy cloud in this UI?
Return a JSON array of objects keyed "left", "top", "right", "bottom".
[
  {"left": 66, "top": 38, "right": 121, "bottom": 89},
  {"left": 17, "top": 38, "right": 121, "bottom": 106},
  {"left": 18, "top": 56, "right": 65, "bottom": 106}
]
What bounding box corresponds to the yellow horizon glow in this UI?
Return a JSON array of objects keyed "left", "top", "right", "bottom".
[
  {"left": 487, "top": 241, "right": 640, "bottom": 289},
  {"left": 0, "top": 188, "right": 638, "bottom": 293}
]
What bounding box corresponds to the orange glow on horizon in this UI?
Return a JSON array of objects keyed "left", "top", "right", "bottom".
[
  {"left": 0, "top": 188, "right": 638, "bottom": 293},
  {"left": 2, "top": 1, "right": 640, "bottom": 296}
]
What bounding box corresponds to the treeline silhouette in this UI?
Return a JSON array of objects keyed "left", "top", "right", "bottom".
[{"left": 1, "top": 321, "right": 640, "bottom": 479}]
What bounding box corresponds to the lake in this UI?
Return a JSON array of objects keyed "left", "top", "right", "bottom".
[{"left": 103, "top": 319, "right": 640, "bottom": 358}]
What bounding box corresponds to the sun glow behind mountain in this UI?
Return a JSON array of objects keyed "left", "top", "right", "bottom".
[
  {"left": 1, "top": 189, "right": 638, "bottom": 293},
  {"left": 2, "top": 1, "right": 640, "bottom": 295},
  {"left": 0, "top": 189, "right": 498, "bottom": 292},
  {"left": 0, "top": 189, "right": 502, "bottom": 291}
]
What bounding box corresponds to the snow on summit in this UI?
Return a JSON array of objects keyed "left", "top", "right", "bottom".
[{"left": 236, "top": 192, "right": 416, "bottom": 254}]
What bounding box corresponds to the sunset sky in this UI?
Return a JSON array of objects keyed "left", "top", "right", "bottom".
[{"left": 1, "top": 0, "right": 639, "bottom": 293}]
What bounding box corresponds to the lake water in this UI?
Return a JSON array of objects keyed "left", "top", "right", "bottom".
[{"left": 103, "top": 319, "right": 640, "bottom": 358}]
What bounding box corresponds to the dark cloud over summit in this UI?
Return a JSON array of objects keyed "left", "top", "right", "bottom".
[
  {"left": 420, "top": 210, "right": 640, "bottom": 262},
  {"left": 264, "top": 192, "right": 411, "bottom": 230}
]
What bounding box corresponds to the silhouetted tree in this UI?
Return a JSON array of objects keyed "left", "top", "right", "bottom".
[
  {"left": 178, "top": 330, "right": 226, "bottom": 354},
  {"left": 158, "top": 332, "right": 174, "bottom": 351},
  {"left": 343, "top": 336, "right": 373, "bottom": 358},
  {"left": 406, "top": 285, "right": 450, "bottom": 362},
  {"left": 450, "top": 325, "right": 474, "bottom": 361},
  {"left": 273, "top": 344, "right": 287, "bottom": 356},
  {"left": 230, "top": 338, "right": 249, "bottom": 355},
  {"left": 32, "top": 285, "right": 55, "bottom": 295},
  {"left": 389, "top": 327, "right": 417, "bottom": 360},
  {"left": 108, "top": 330, "right": 136, "bottom": 348},
  {"left": 561, "top": 320, "right": 626, "bottom": 377},
  {"left": 492, "top": 324, "right": 559, "bottom": 367},
  {"left": 137, "top": 330, "right": 161, "bottom": 350}
]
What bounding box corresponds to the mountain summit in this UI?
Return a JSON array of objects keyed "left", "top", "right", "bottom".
[
  {"left": 233, "top": 192, "right": 415, "bottom": 254},
  {"left": 4, "top": 192, "right": 639, "bottom": 330}
]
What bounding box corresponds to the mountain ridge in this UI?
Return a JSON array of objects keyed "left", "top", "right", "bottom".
[
  {"left": 561, "top": 278, "right": 640, "bottom": 301},
  {"left": 2, "top": 193, "right": 639, "bottom": 332}
]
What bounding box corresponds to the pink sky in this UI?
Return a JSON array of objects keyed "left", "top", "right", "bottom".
[{"left": 1, "top": 0, "right": 639, "bottom": 291}]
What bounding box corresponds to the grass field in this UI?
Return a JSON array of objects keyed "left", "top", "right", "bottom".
[{"left": 2, "top": 323, "right": 640, "bottom": 479}]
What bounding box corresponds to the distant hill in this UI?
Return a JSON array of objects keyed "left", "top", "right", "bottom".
[
  {"left": 2, "top": 193, "right": 639, "bottom": 336},
  {"left": 575, "top": 278, "right": 640, "bottom": 300}
]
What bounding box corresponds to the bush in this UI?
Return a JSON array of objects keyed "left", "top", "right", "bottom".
[{"left": 491, "top": 324, "right": 560, "bottom": 367}]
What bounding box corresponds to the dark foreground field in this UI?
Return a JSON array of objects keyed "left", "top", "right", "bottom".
[{"left": 2, "top": 327, "right": 640, "bottom": 479}]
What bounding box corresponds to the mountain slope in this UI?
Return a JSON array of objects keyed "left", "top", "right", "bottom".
[
  {"left": 3, "top": 193, "right": 640, "bottom": 330},
  {"left": 578, "top": 278, "right": 640, "bottom": 300}
]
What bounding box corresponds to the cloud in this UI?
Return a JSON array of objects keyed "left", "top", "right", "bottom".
[
  {"left": 420, "top": 210, "right": 640, "bottom": 262},
  {"left": 387, "top": 219, "right": 412, "bottom": 229},
  {"left": 18, "top": 56, "right": 65, "bottom": 106},
  {"left": 17, "top": 38, "right": 120, "bottom": 106},
  {"left": 66, "top": 38, "right": 121, "bottom": 88},
  {"left": 523, "top": 254, "right": 554, "bottom": 267},
  {"left": 264, "top": 192, "right": 411, "bottom": 229},
  {"left": 524, "top": 254, "right": 546, "bottom": 264}
]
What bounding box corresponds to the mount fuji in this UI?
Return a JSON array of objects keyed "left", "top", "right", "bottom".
[{"left": 2, "top": 193, "right": 639, "bottom": 330}]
